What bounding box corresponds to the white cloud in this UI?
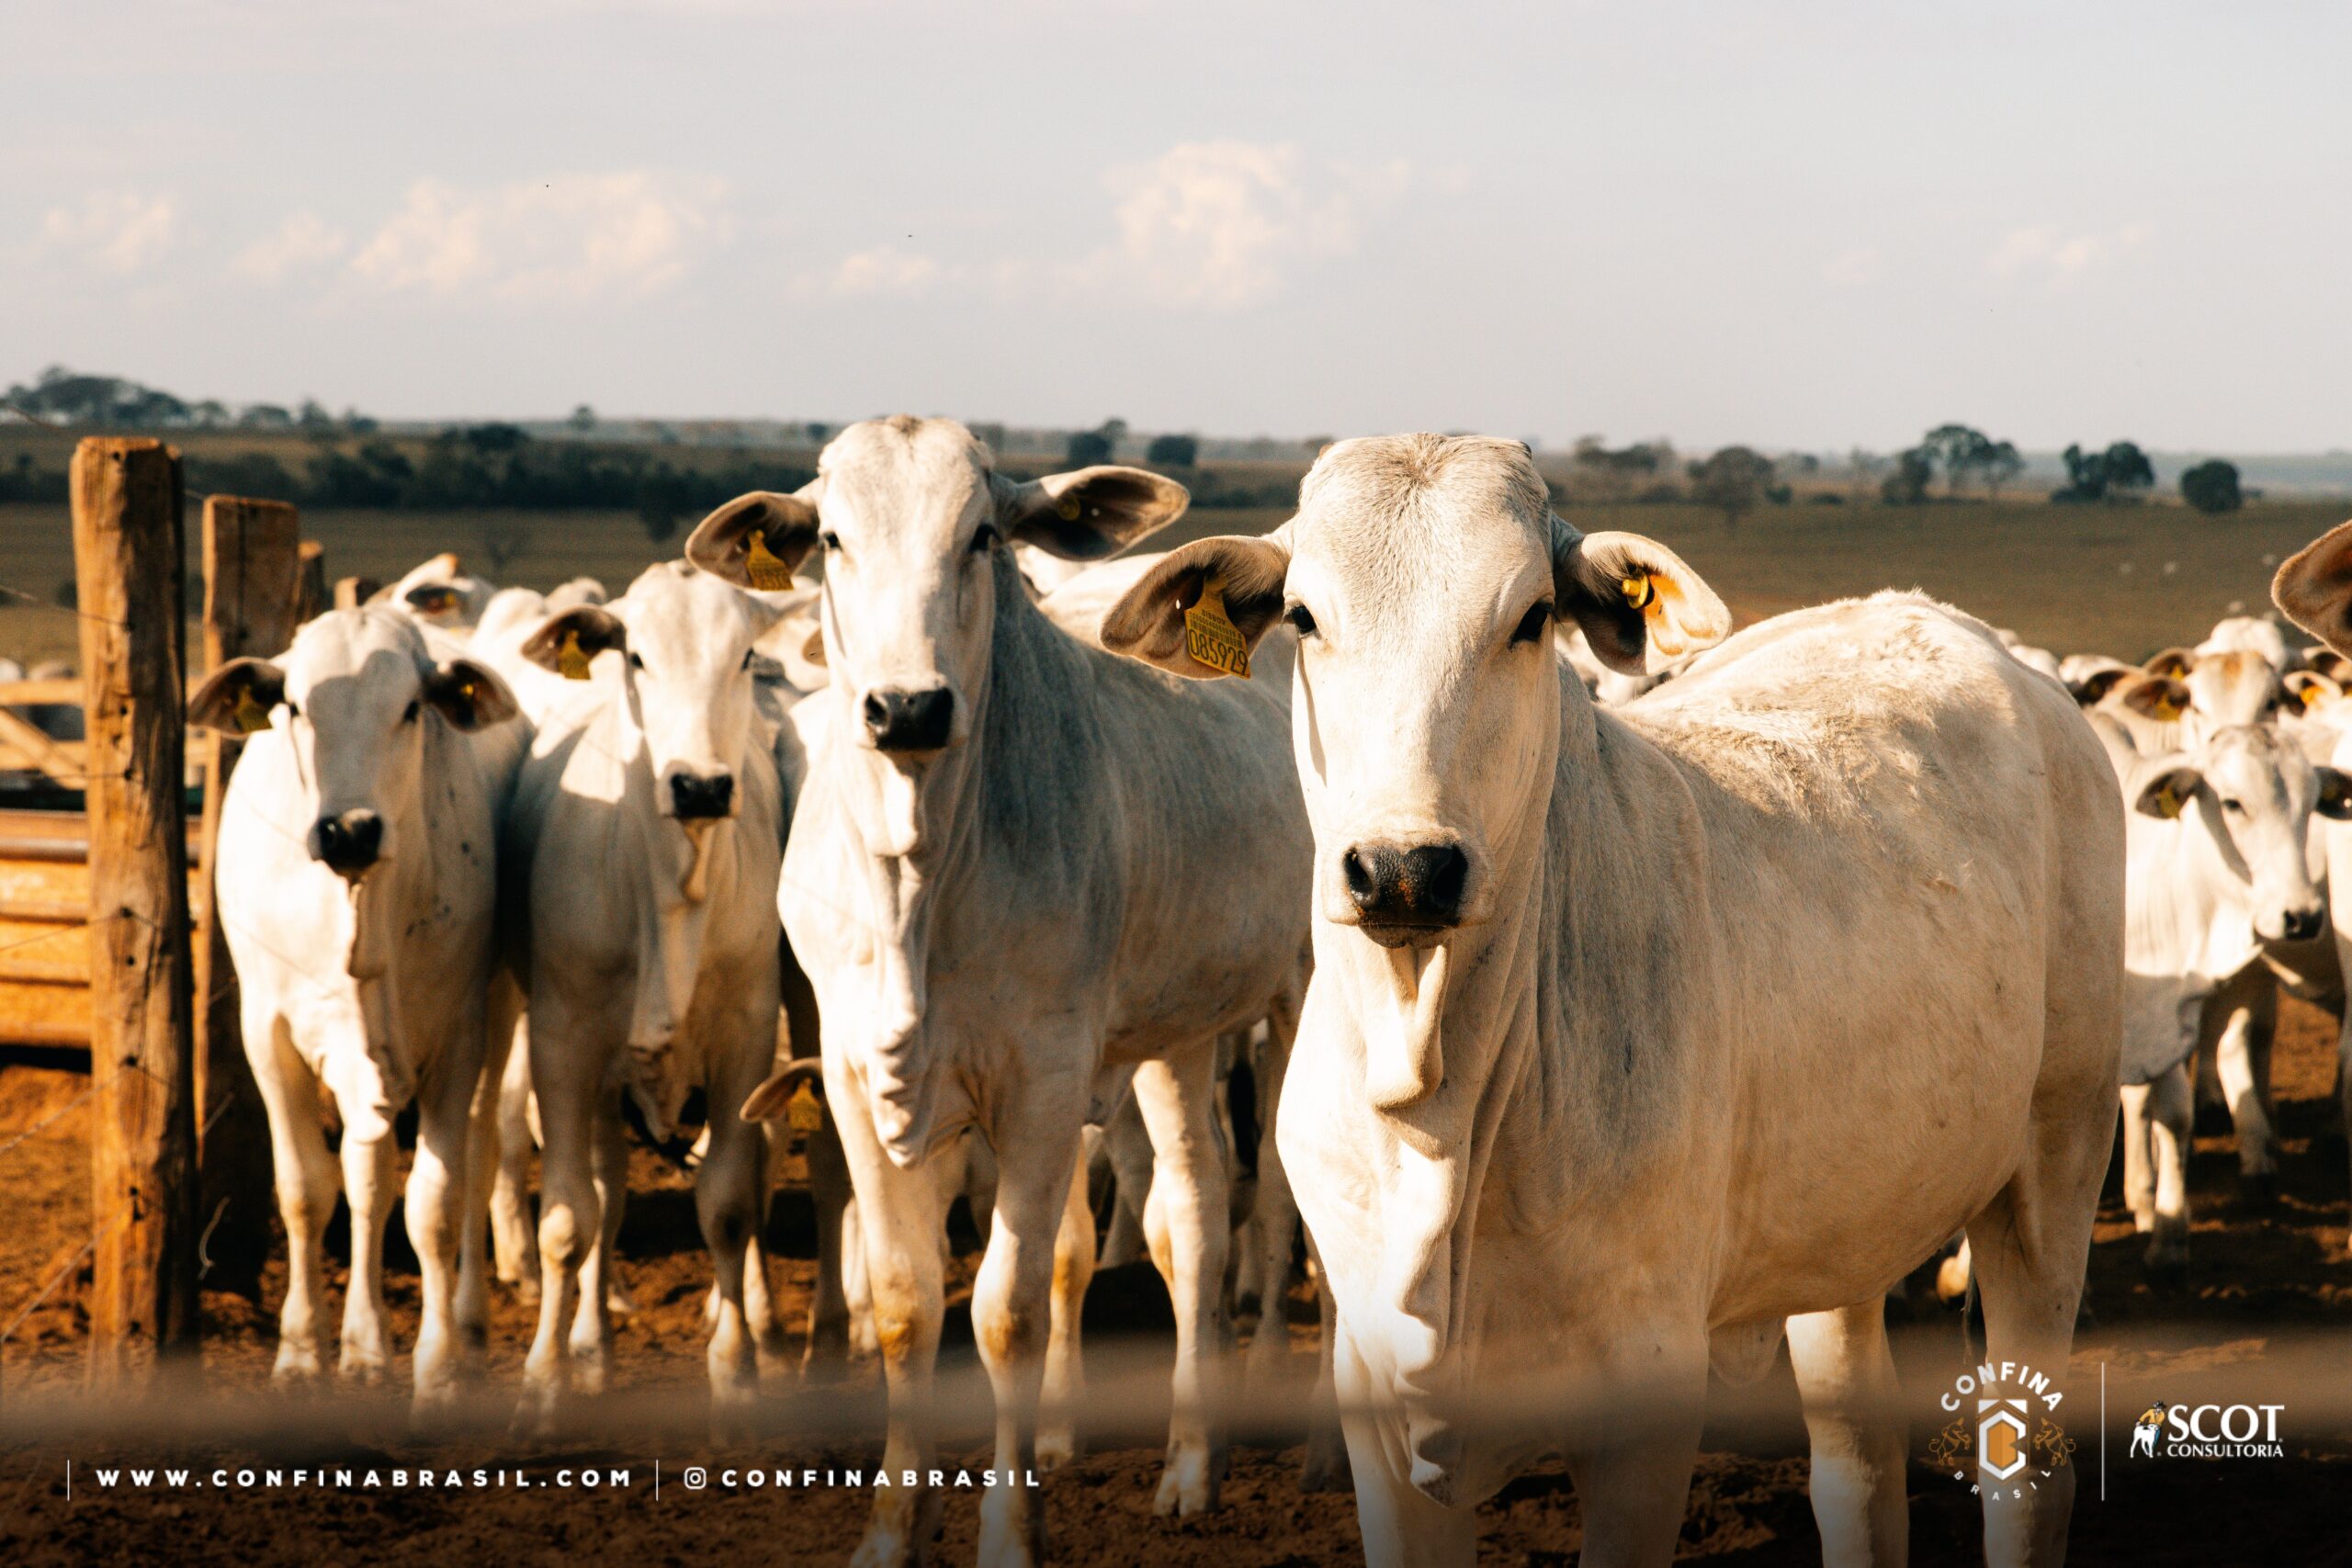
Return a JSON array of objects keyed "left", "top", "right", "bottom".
[
  {"left": 1987, "top": 222, "right": 2153, "bottom": 284},
  {"left": 1824, "top": 246, "right": 1882, "bottom": 287},
  {"left": 231, "top": 212, "right": 349, "bottom": 283},
  {"left": 828, "top": 245, "right": 945, "bottom": 299},
  {"left": 38, "top": 190, "right": 180, "bottom": 275},
  {"left": 345, "top": 171, "right": 730, "bottom": 302},
  {"left": 1083, "top": 141, "right": 1401, "bottom": 309}
]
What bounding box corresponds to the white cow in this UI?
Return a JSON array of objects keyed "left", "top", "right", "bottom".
[
  {"left": 1102, "top": 434, "right": 2120, "bottom": 1568},
  {"left": 2269, "top": 520, "right": 2352, "bottom": 1252},
  {"left": 2100, "top": 719, "right": 2346, "bottom": 1269},
  {"left": 371, "top": 552, "right": 496, "bottom": 636},
  {"left": 188, "top": 609, "right": 521, "bottom": 1408},
  {"left": 685, "top": 415, "right": 1313, "bottom": 1564},
  {"left": 2198, "top": 613, "right": 2290, "bottom": 671},
  {"left": 501, "top": 561, "right": 791, "bottom": 1431}
]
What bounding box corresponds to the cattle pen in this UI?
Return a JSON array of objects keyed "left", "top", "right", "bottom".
[{"left": 3, "top": 438, "right": 2352, "bottom": 1568}]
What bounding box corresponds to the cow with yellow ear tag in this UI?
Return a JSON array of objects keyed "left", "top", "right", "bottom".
[
  {"left": 2275, "top": 519, "right": 2352, "bottom": 1252},
  {"left": 188, "top": 607, "right": 523, "bottom": 1413},
  {"left": 1101, "top": 433, "right": 2120, "bottom": 1568}
]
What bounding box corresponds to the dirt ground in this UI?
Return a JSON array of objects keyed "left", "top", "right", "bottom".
[{"left": 4, "top": 996, "right": 2351, "bottom": 1566}]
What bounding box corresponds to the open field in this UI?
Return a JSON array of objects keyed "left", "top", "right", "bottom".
[
  {"left": 3, "top": 994, "right": 2349, "bottom": 1564},
  {"left": 5, "top": 496, "right": 2346, "bottom": 673}
]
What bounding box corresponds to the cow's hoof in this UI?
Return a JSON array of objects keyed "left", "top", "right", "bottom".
[
  {"left": 411, "top": 1382, "right": 464, "bottom": 1430},
  {"left": 1152, "top": 1446, "right": 1221, "bottom": 1517},
  {"left": 338, "top": 1344, "right": 390, "bottom": 1385},
  {"left": 2238, "top": 1170, "right": 2280, "bottom": 1209},
  {"left": 271, "top": 1348, "right": 324, "bottom": 1387},
  {"left": 2129, "top": 1204, "right": 2155, "bottom": 1235},
  {"left": 849, "top": 1524, "right": 914, "bottom": 1568},
  {"left": 1035, "top": 1426, "right": 1079, "bottom": 1472},
  {"left": 977, "top": 1488, "right": 1042, "bottom": 1568}
]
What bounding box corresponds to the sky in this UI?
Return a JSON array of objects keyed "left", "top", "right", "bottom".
[{"left": 6, "top": 1, "right": 2348, "bottom": 452}]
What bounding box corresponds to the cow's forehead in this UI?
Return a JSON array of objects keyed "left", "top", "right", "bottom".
[
  {"left": 283, "top": 609, "right": 427, "bottom": 694},
  {"left": 819, "top": 416, "right": 991, "bottom": 536},
  {"left": 1288, "top": 434, "right": 1553, "bottom": 604},
  {"left": 2203, "top": 725, "right": 2301, "bottom": 791},
  {"left": 619, "top": 562, "right": 756, "bottom": 646}
]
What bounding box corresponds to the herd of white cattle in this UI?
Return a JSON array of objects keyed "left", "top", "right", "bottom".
[{"left": 171, "top": 418, "right": 2352, "bottom": 1568}]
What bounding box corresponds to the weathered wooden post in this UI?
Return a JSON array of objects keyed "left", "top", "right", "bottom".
[
  {"left": 196, "top": 496, "right": 300, "bottom": 1297},
  {"left": 294, "top": 540, "right": 328, "bottom": 623},
  {"left": 73, "top": 436, "right": 201, "bottom": 1379}
]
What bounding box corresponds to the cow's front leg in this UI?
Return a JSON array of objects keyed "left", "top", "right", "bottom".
[
  {"left": 249, "top": 1009, "right": 338, "bottom": 1385},
  {"left": 2144, "top": 1061, "right": 2193, "bottom": 1276},
  {"left": 1787, "top": 1302, "right": 1907, "bottom": 1567},
  {"left": 696, "top": 1079, "right": 768, "bottom": 1437},
  {"left": 1241, "top": 1021, "right": 1300, "bottom": 1392},
  {"left": 804, "top": 1108, "right": 856, "bottom": 1377},
  {"left": 832, "top": 1071, "right": 951, "bottom": 1568},
  {"left": 1562, "top": 1340, "right": 1709, "bottom": 1568},
  {"left": 566, "top": 1097, "right": 629, "bottom": 1391},
  {"left": 492, "top": 1016, "right": 540, "bottom": 1299},
  {"left": 971, "top": 1096, "right": 1088, "bottom": 1567},
  {"left": 1133, "top": 1034, "right": 1233, "bottom": 1517},
  {"left": 339, "top": 1128, "right": 399, "bottom": 1383},
  {"left": 409, "top": 1043, "right": 481, "bottom": 1415},
  {"left": 1035, "top": 1128, "right": 1098, "bottom": 1472},
  {"left": 1332, "top": 1326, "right": 1475, "bottom": 1568},
  {"left": 521, "top": 1021, "right": 605, "bottom": 1432},
  {"left": 2211, "top": 990, "right": 2280, "bottom": 1198}
]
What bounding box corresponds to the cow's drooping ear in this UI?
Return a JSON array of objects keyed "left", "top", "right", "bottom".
[
  {"left": 2071, "top": 666, "right": 2134, "bottom": 706},
  {"left": 2317, "top": 767, "right": 2352, "bottom": 821},
  {"left": 2116, "top": 673, "right": 2190, "bottom": 723},
  {"left": 423, "top": 659, "right": 520, "bottom": 731},
  {"left": 740, "top": 1056, "right": 826, "bottom": 1125},
  {"left": 1100, "top": 530, "right": 1291, "bottom": 680},
  {"left": 1551, "top": 519, "right": 1730, "bottom": 677},
  {"left": 187, "top": 657, "right": 288, "bottom": 736},
  {"left": 2284, "top": 670, "right": 2344, "bottom": 713},
  {"left": 685, "top": 482, "right": 824, "bottom": 591},
  {"left": 520, "top": 605, "right": 628, "bottom": 680},
  {"left": 996, "top": 466, "right": 1190, "bottom": 560},
  {"left": 2136, "top": 762, "right": 2201, "bottom": 820},
  {"left": 2143, "top": 646, "right": 2198, "bottom": 680},
  {"left": 2275, "top": 521, "right": 2352, "bottom": 659}
]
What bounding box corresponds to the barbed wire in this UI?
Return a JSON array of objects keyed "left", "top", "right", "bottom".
[{"left": 0, "top": 1081, "right": 96, "bottom": 1165}]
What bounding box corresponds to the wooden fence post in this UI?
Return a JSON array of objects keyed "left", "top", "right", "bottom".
[
  {"left": 196, "top": 496, "right": 300, "bottom": 1298},
  {"left": 72, "top": 437, "right": 201, "bottom": 1380},
  {"left": 294, "top": 540, "right": 328, "bottom": 624}
]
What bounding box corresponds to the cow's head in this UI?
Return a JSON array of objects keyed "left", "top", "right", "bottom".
[
  {"left": 520, "top": 561, "right": 785, "bottom": 825},
  {"left": 2136, "top": 724, "right": 2350, "bottom": 943},
  {"left": 1103, "top": 434, "right": 1727, "bottom": 1107},
  {"left": 686, "top": 416, "right": 1186, "bottom": 771},
  {"left": 188, "top": 609, "right": 517, "bottom": 881}
]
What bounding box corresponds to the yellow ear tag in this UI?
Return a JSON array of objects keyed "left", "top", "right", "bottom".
[
  {"left": 557, "top": 628, "right": 593, "bottom": 682},
  {"left": 786, "top": 1080, "right": 824, "bottom": 1134},
  {"left": 2301, "top": 683, "right": 2322, "bottom": 709},
  {"left": 1056, "top": 494, "right": 1082, "bottom": 523},
  {"left": 2154, "top": 782, "right": 2184, "bottom": 818},
  {"left": 1622, "top": 574, "right": 1655, "bottom": 611},
  {"left": 1184, "top": 575, "right": 1251, "bottom": 679},
  {"left": 744, "top": 528, "right": 795, "bottom": 592},
  {"left": 2152, "top": 694, "right": 2182, "bottom": 721},
  {"left": 232, "top": 688, "right": 273, "bottom": 735}
]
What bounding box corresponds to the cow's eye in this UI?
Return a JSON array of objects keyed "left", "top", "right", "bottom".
[
  {"left": 401, "top": 699, "right": 420, "bottom": 724},
  {"left": 741, "top": 648, "right": 755, "bottom": 671},
  {"left": 1283, "top": 604, "right": 1317, "bottom": 637},
  {"left": 1511, "top": 601, "right": 1555, "bottom": 646},
  {"left": 819, "top": 530, "right": 842, "bottom": 553},
  {"left": 628, "top": 651, "right": 645, "bottom": 671},
  {"left": 2221, "top": 797, "right": 2244, "bottom": 813},
  {"left": 968, "top": 525, "right": 999, "bottom": 555}
]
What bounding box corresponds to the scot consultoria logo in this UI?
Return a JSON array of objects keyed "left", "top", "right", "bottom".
[
  {"left": 2128, "top": 1400, "right": 2285, "bottom": 1460},
  {"left": 1925, "top": 1360, "right": 2075, "bottom": 1500}
]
